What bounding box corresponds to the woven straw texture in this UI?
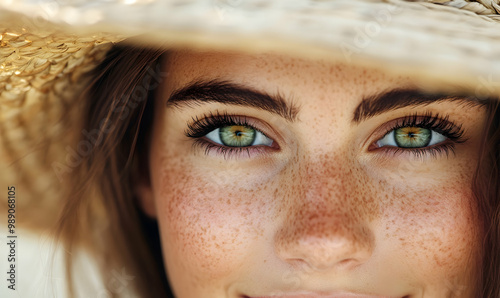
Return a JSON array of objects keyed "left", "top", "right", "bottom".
[
  {"left": 0, "top": 22, "right": 117, "bottom": 226},
  {"left": 1, "top": 0, "right": 500, "bottom": 228},
  {"left": 2, "top": 0, "right": 500, "bottom": 91}
]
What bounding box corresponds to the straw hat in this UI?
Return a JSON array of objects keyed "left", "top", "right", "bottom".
[{"left": 1, "top": 0, "right": 500, "bottom": 228}]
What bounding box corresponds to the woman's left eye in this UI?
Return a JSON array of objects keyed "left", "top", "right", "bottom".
[
  {"left": 204, "top": 125, "right": 274, "bottom": 147},
  {"left": 376, "top": 126, "right": 448, "bottom": 148}
]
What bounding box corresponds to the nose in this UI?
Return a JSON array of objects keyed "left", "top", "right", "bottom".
[
  {"left": 274, "top": 159, "right": 375, "bottom": 272},
  {"left": 275, "top": 218, "right": 374, "bottom": 271}
]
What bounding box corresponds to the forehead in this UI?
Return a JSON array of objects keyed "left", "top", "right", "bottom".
[{"left": 163, "top": 50, "right": 416, "bottom": 99}]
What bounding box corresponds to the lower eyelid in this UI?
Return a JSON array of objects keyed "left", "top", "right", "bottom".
[
  {"left": 192, "top": 139, "right": 274, "bottom": 159},
  {"left": 373, "top": 142, "right": 457, "bottom": 160}
]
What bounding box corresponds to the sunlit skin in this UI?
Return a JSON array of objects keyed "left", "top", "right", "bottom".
[{"left": 136, "top": 50, "right": 486, "bottom": 297}]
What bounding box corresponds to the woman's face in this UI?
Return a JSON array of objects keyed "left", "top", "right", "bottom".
[{"left": 138, "top": 51, "right": 486, "bottom": 297}]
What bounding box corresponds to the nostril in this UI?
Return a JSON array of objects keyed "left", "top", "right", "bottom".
[
  {"left": 314, "top": 257, "right": 363, "bottom": 272},
  {"left": 284, "top": 256, "right": 362, "bottom": 273},
  {"left": 336, "top": 258, "right": 362, "bottom": 270},
  {"left": 285, "top": 258, "right": 313, "bottom": 271},
  {"left": 275, "top": 230, "right": 374, "bottom": 273}
]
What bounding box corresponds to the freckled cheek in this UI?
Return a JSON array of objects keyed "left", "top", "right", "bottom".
[
  {"left": 153, "top": 165, "right": 275, "bottom": 280},
  {"left": 381, "top": 184, "right": 481, "bottom": 280}
]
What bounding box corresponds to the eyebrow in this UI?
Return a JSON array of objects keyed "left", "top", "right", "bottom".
[
  {"left": 166, "top": 80, "right": 488, "bottom": 124},
  {"left": 166, "top": 80, "right": 300, "bottom": 122},
  {"left": 353, "top": 89, "right": 488, "bottom": 123}
]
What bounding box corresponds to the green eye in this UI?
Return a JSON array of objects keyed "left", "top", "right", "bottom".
[
  {"left": 377, "top": 126, "right": 447, "bottom": 149},
  {"left": 219, "top": 125, "right": 256, "bottom": 147},
  {"left": 394, "top": 127, "right": 431, "bottom": 148},
  {"left": 204, "top": 125, "right": 274, "bottom": 147}
]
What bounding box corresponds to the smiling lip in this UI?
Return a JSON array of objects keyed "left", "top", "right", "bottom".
[{"left": 243, "top": 293, "right": 403, "bottom": 298}]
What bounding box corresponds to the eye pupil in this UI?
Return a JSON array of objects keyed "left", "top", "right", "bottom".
[{"left": 394, "top": 127, "right": 431, "bottom": 148}]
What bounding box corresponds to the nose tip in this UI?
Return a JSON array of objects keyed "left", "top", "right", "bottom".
[
  {"left": 275, "top": 155, "right": 376, "bottom": 273},
  {"left": 275, "top": 225, "right": 374, "bottom": 272}
]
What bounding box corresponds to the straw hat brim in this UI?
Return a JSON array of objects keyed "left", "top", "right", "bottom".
[
  {"left": 1, "top": 0, "right": 500, "bottom": 228},
  {"left": 3, "top": 0, "right": 500, "bottom": 96}
]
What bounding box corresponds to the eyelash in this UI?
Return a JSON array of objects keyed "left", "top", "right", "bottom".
[
  {"left": 185, "top": 111, "right": 466, "bottom": 159},
  {"left": 185, "top": 111, "right": 275, "bottom": 159},
  {"left": 374, "top": 112, "right": 466, "bottom": 158}
]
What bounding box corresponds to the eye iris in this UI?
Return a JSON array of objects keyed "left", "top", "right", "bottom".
[
  {"left": 394, "top": 127, "right": 431, "bottom": 148},
  {"left": 219, "top": 125, "right": 256, "bottom": 147}
]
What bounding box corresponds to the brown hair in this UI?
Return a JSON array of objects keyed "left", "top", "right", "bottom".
[
  {"left": 475, "top": 98, "right": 500, "bottom": 297},
  {"left": 57, "top": 42, "right": 500, "bottom": 297},
  {"left": 57, "top": 43, "right": 171, "bottom": 297}
]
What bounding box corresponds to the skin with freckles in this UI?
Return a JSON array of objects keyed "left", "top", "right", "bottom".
[{"left": 136, "top": 50, "right": 486, "bottom": 297}]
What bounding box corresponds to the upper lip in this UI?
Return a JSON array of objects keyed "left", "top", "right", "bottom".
[{"left": 243, "top": 292, "right": 403, "bottom": 298}]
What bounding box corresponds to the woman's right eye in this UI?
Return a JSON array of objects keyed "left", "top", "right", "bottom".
[
  {"left": 185, "top": 112, "right": 280, "bottom": 158},
  {"left": 204, "top": 125, "right": 274, "bottom": 147}
]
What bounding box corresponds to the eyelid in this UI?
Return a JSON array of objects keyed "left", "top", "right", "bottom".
[
  {"left": 204, "top": 127, "right": 274, "bottom": 147},
  {"left": 375, "top": 129, "right": 447, "bottom": 148},
  {"left": 366, "top": 113, "right": 465, "bottom": 151},
  {"left": 185, "top": 111, "right": 285, "bottom": 149}
]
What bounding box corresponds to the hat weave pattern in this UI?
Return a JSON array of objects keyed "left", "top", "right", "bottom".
[
  {"left": 0, "top": 23, "right": 116, "bottom": 226},
  {"left": 1, "top": 0, "right": 500, "bottom": 228}
]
